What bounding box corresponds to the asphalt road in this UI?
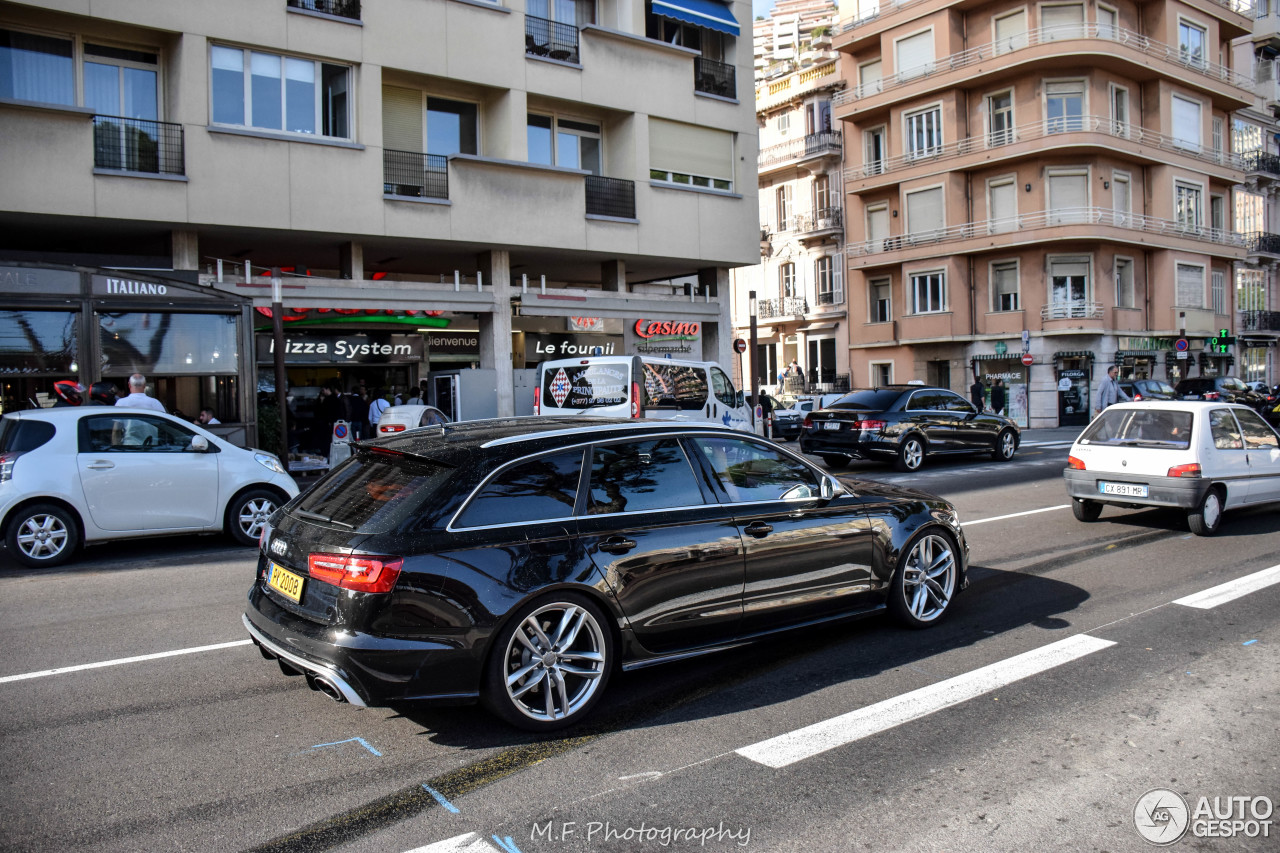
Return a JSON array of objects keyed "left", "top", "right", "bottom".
[{"left": 1, "top": 436, "right": 1277, "bottom": 853}]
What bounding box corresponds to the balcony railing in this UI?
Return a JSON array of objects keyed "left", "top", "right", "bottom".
[
  {"left": 847, "top": 116, "right": 1242, "bottom": 181},
  {"left": 834, "top": 23, "right": 1251, "bottom": 107},
  {"left": 1240, "top": 310, "right": 1280, "bottom": 331},
  {"left": 759, "top": 131, "right": 843, "bottom": 168},
  {"left": 788, "top": 208, "right": 844, "bottom": 234},
  {"left": 695, "top": 56, "right": 736, "bottom": 99},
  {"left": 847, "top": 207, "right": 1247, "bottom": 257},
  {"left": 287, "top": 0, "right": 361, "bottom": 20},
  {"left": 809, "top": 373, "right": 850, "bottom": 393},
  {"left": 383, "top": 149, "right": 448, "bottom": 200},
  {"left": 758, "top": 297, "right": 809, "bottom": 318},
  {"left": 1243, "top": 151, "right": 1280, "bottom": 175},
  {"left": 1042, "top": 301, "right": 1104, "bottom": 320},
  {"left": 525, "top": 15, "right": 580, "bottom": 63},
  {"left": 838, "top": 0, "right": 1251, "bottom": 35},
  {"left": 1247, "top": 231, "right": 1280, "bottom": 253},
  {"left": 585, "top": 175, "right": 635, "bottom": 219},
  {"left": 93, "top": 116, "right": 184, "bottom": 175}
]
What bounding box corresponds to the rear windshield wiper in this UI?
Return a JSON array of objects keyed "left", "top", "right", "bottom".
[{"left": 293, "top": 508, "right": 355, "bottom": 529}]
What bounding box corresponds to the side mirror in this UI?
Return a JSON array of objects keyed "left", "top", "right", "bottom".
[
  {"left": 820, "top": 475, "right": 846, "bottom": 501},
  {"left": 736, "top": 390, "right": 746, "bottom": 408},
  {"left": 189, "top": 435, "right": 209, "bottom": 453}
]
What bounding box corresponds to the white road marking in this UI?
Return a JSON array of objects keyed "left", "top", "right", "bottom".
[
  {"left": 735, "top": 634, "right": 1116, "bottom": 768},
  {"left": 0, "top": 639, "right": 252, "bottom": 684},
  {"left": 1173, "top": 563, "right": 1280, "bottom": 610},
  {"left": 404, "top": 833, "right": 500, "bottom": 853},
  {"left": 964, "top": 504, "right": 1071, "bottom": 526}
]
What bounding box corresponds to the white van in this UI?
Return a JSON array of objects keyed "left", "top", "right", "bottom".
[{"left": 535, "top": 355, "right": 754, "bottom": 431}]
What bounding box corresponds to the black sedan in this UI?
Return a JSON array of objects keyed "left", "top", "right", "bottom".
[
  {"left": 799, "top": 385, "right": 1021, "bottom": 471},
  {"left": 244, "top": 417, "right": 969, "bottom": 730}
]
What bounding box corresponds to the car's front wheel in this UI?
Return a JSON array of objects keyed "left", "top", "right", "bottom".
[
  {"left": 483, "top": 593, "right": 613, "bottom": 731},
  {"left": 889, "top": 529, "right": 958, "bottom": 628},
  {"left": 6, "top": 503, "right": 79, "bottom": 568},
  {"left": 1071, "top": 498, "right": 1102, "bottom": 522},
  {"left": 894, "top": 435, "right": 925, "bottom": 472},
  {"left": 1187, "top": 487, "right": 1223, "bottom": 536},
  {"left": 820, "top": 454, "right": 847, "bottom": 469},
  {"left": 992, "top": 429, "right": 1017, "bottom": 462},
  {"left": 225, "top": 488, "right": 283, "bottom": 547}
]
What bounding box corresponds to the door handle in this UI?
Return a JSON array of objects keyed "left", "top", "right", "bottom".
[
  {"left": 86, "top": 460, "right": 115, "bottom": 470},
  {"left": 744, "top": 521, "right": 773, "bottom": 537},
  {"left": 598, "top": 536, "right": 637, "bottom": 555}
]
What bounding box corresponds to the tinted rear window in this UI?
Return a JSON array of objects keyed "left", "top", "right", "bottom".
[
  {"left": 542, "top": 363, "right": 630, "bottom": 410},
  {"left": 455, "top": 448, "right": 584, "bottom": 527},
  {"left": 0, "top": 418, "right": 55, "bottom": 453},
  {"left": 1078, "top": 409, "right": 1193, "bottom": 448},
  {"left": 292, "top": 451, "right": 452, "bottom": 533},
  {"left": 824, "top": 390, "right": 902, "bottom": 411}
]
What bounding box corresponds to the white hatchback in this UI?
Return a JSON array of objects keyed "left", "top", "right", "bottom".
[
  {"left": 373, "top": 404, "right": 451, "bottom": 436},
  {"left": 1063, "top": 401, "right": 1280, "bottom": 535},
  {"left": 0, "top": 407, "right": 299, "bottom": 567}
]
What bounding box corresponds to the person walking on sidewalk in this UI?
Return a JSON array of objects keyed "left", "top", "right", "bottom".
[
  {"left": 970, "top": 375, "right": 986, "bottom": 412},
  {"left": 1095, "top": 365, "right": 1130, "bottom": 413}
]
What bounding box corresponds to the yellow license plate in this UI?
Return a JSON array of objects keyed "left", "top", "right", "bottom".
[{"left": 268, "top": 562, "right": 305, "bottom": 603}]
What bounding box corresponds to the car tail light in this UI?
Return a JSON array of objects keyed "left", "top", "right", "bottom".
[
  {"left": 1204, "top": 391, "right": 1220, "bottom": 401},
  {"left": 631, "top": 383, "right": 641, "bottom": 419},
  {"left": 1167, "top": 463, "right": 1201, "bottom": 478},
  {"left": 379, "top": 423, "right": 406, "bottom": 433},
  {"left": 1067, "top": 455, "right": 1086, "bottom": 470},
  {"left": 852, "top": 419, "right": 887, "bottom": 431},
  {"left": 0, "top": 451, "right": 21, "bottom": 482},
  {"left": 533, "top": 387, "right": 540, "bottom": 415},
  {"left": 1133, "top": 393, "right": 1143, "bottom": 401},
  {"left": 802, "top": 415, "right": 813, "bottom": 428},
  {"left": 308, "top": 553, "right": 403, "bottom": 593}
]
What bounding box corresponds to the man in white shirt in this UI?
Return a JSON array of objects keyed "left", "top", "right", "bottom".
[{"left": 115, "top": 373, "right": 166, "bottom": 413}]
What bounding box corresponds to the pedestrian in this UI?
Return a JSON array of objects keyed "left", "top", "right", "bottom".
[
  {"left": 196, "top": 407, "right": 221, "bottom": 425},
  {"left": 342, "top": 384, "right": 369, "bottom": 439},
  {"left": 970, "top": 375, "right": 986, "bottom": 412},
  {"left": 403, "top": 385, "right": 420, "bottom": 405},
  {"left": 368, "top": 388, "right": 391, "bottom": 428},
  {"left": 1095, "top": 365, "right": 1131, "bottom": 413},
  {"left": 115, "top": 373, "right": 166, "bottom": 412},
  {"left": 314, "top": 383, "right": 342, "bottom": 449},
  {"left": 990, "top": 378, "right": 1007, "bottom": 416}
]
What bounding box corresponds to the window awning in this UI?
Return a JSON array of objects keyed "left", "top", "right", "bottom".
[
  {"left": 1053, "top": 350, "right": 1095, "bottom": 360},
  {"left": 653, "top": 0, "right": 740, "bottom": 37}
]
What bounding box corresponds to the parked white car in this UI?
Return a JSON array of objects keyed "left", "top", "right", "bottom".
[
  {"left": 1063, "top": 401, "right": 1280, "bottom": 535},
  {"left": 374, "top": 404, "right": 451, "bottom": 435},
  {"left": 0, "top": 407, "right": 299, "bottom": 567}
]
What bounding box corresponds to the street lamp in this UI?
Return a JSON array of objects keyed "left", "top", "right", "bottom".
[{"left": 749, "top": 290, "right": 759, "bottom": 429}]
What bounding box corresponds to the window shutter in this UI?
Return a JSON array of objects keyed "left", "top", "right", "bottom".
[
  {"left": 382, "top": 86, "right": 423, "bottom": 153},
  {"left": 649, "top": 118, "right": 734, "bottom": 181},
  {"left": 1172, "top": 96, "right": 1201, "bottom": 150},
  {"left": 859, "top": 60, "right": 882, "bottom": 96},
  {"left": 989, "top": 181, "right": 1017, "bottom": 232},
  {"left": 867, "top": 207, "right": 889, "bottom": 250},
  {"left": 1176, "top": 264, "right": 1204, "bottom": 308},
  {"left": 906, "top": 187, "right": 944, "bottom": 236},
  {"left": 895, "top": 30, "right": 934, "bottom": 78},
  {"left": 1048, "top": 173, "right": 1088, "bottom": 223},
  {"left": 833, "top": 253, "right": 844, "bottom": 304},
  {"left": 1042, "top": 4, "right": 1085, "bottom": 38},
  {"left": 994, "top": 11, "right": 1027, "bottom": 51}
]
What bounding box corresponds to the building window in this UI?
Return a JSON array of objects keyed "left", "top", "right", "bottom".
[
  {"left": 1237, "top": 190, "right": 1265, "bottom": 234},
  {"left": 777, "top": 111, "right": 790, "bottom": 136},
  {"left": 1046, "top": 80, "right": 1084, "bottom": 133},
  {"left": 1178, "top": 19, "right": 1206, "bottom": 67},
  {"left": 864, "top": 126, "right": 886, "bottom": 175},
  {"left": 905, "top": 106, "right": 942, "bottom": 158},
  {"left": 870, "top": 278, "right": 891, "bottom": 323},
  {"left": 1113, "top": 171, "right": 1131, "bottom": 226},
  {"left": 816, "top": 256, "right": 842, "bottom": 305},
  {"left": 211, "top": 46, "right": 349, "bottom": 138},
  {"left": 1042, "top": 4, "right": 1085, "bottom": 39},
  {"left": 649, "top": 118, "right": 734, "bottom": 191},
  {"left": 1238, "top": 267, "right": 1267, "bottom": 312},
  {"left": 529, "top": 114, "right": 600, "bottom": 173},
  {"left": 1212, "top": 270, "right": 1226, "bottom": 315},
  {"left": 1050, "top": 257, "right": 1090, "bottom": 305},
  {"left": 866, "top": 204, "right": 890, "bottom": 252},
  {"left": 988, "top": 91, "right": 1013, "bottom": 146},
  {"left": 1110, "top": 84, "right": 1129, "bottom": 136},
  {"left": 991, "top": 261, "right": 1019, "bottom": 311},
  {"left": 905, "top": 186, "right": 944, "bottom": 238},
  {"left": 1175, "top": 180, "right": 1203, "bottom": 230},
  {"left": 993, "top": 10, "right": 1027, "bottom": 53},
  {"left": 873, "top": 362, "right": 893, "bottom": 386},
  {"left": 858, "top": 59, "right": 882, "bottom": 97},
  {"left": 1, "top": 29, "right": 160, "bottom": 120},
  {"left": 988, "top": 178, "right": 1017, "bottom": 233},
  {"left": 780, "top": 263, "right": 796, "bottom": 298},
  {"left": 1176, "top": 263, "right": 1204, "bottom": 308},
  {"left": 427, "top": 98, "right": 478, "bottom": 156},
  {"left": 813, "top": 174, "right": 831, "bottom": 213},
  {"left": 894, "top": 29, "right": 934, "bottom": 79},
  {"left": 1115, "top": 257, "right": 1135, "bottom": 308},
  {"left": 1097, "top": 4, "right": 1119, "bottom": 39},
  {"left": 1234, "top": 118, "right": 1263, "bottom": 154},
  {"left": 0, "top": 28, "right": 74, "bottom": 104},
  {"left": 776, "top": 184, "right": 792, "bottom": 229},
  {"left": 1172, "top": 95, "right": 1201, "bottom": 151},
  {"left": 1047, "top": 169, "right": 1089, "bottom": 225},
  {"left": 910, "top": 270, "right": 946, "bottom": 314}
]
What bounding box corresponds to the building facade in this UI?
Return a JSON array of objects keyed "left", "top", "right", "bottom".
[
  {"left": 834, "top": 0, "right": 1252, "bottom": 427},
  {"left": 0, "top": 0, "right": 759, "bottom": 441}
]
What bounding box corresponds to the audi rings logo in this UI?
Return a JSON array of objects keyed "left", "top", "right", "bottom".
[
  {"left": 1135, "top": 789, "right": 1190, "bottom": 845},
  {"left": 269, "top": 538, "right": 288, "bottom": 557}
]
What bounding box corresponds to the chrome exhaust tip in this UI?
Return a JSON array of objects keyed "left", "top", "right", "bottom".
[{"left": 312, "top": 675, "right": 347, "bottom": 703}]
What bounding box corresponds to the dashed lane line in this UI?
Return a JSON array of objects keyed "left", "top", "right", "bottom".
[
  {"left": 1173, "top": 563, "right": 1280, "bottom": 610},
  {"left": 0, "top": 639, "right": 252, "bottom": 684}
]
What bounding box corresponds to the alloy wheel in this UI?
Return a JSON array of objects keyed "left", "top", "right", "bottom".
[
  {"left": 15, "top": 512, "right": 69, "bottom": 562},
  {"left": 502, "top": 601, "right": 607, "bottom": 723},
  {"left": 899, "top": 533, "right": 956, "bottom": 622}
]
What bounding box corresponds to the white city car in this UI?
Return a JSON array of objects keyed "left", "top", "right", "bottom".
[
  {"left": 1063, "top": 401, "right": 1280, "bottom": 536},
  {"left": 0, "top": 407, "right": 299, "bottom": 567}
]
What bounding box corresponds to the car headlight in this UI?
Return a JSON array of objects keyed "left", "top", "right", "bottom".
[{"left": 255, "top": 452, "right": 286, "bottom": 474}]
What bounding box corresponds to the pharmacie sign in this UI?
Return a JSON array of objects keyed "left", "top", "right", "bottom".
[{"left": 255, "top": 332, "right": 424, "bottom": 363}]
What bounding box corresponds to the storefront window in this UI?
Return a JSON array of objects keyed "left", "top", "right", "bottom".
[
  {"left": 98, "top": 312, "right": 239, "bottom": 375},
  {"left": 0, "top": 310, "right": 78, "bottom": 374}
]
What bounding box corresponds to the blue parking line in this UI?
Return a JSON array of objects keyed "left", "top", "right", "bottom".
[
  {"left": 309, "top": 736, "right": 382, "bottom": 756},
  {"left": 422, "top": 784, "right": 460, "bottom": 813}
]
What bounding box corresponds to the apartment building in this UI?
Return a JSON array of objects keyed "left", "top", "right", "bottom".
[
  {"left": 735, "top": 0, "right": 844, "bottom": 395},
  {"left": 1234, "top": 3, "right": 1280, "bottom": 385},
  {"left": 0, "top": 0, "right": 758, "bottom": 439},
  {"left": 834, "top": 0, "right": 1252, "bottom": 428}
]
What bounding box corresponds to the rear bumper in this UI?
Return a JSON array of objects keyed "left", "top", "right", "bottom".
[
  {"left": 799, "top": 431, "right": 892, "bottom": 459},
  {"left": 1062, "top": 469, "right": 1211, "bottom": 509}
]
